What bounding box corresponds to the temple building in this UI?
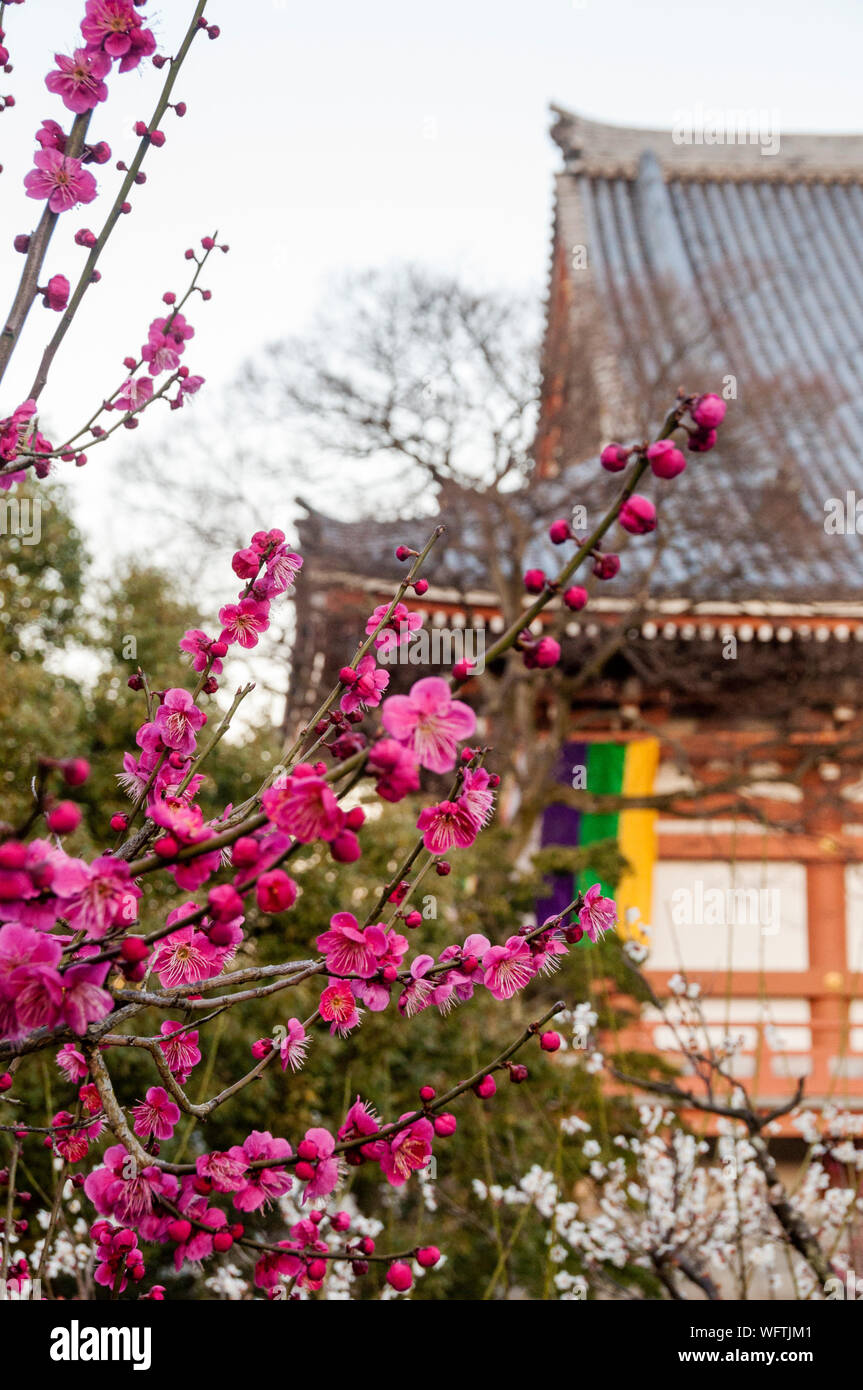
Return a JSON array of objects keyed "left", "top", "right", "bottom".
[{"left": 289, "top": 110, "right": 863, "bottom": 1119}]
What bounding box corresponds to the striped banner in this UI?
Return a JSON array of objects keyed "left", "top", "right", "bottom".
[{"left": 537, "top": 738, "right": 659, "bottom": 942}]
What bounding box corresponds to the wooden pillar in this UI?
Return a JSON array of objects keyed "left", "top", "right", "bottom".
[{"left": 803, "top": 771, "right": 847, "bottom": 1090}]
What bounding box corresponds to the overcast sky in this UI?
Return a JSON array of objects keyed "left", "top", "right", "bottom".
[{"left": 2, "top": 0, "right": 862, "bottom": 547}]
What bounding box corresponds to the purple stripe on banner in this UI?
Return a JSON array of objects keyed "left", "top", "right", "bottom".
[{"left": 536, "top": 741, "right": 586, "bottom": 923}]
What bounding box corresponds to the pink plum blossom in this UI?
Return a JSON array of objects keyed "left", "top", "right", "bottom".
[
  {"left": 55, "top": 960, "right": 113, "bottom": 1034},
  {"left": 158, "top": 1021, "right": 201, "bottom": 1083},
  {"left": 416, "top": 799, "right": 480, "bottom": 854},
  {"left": 81, "top": 0, "right": 154, "bottom": 69},
  {"left": 315, "top": 913, "right": 388, "bottom": 978},
  {"left": 578, "top": 882, "right": 617, "bottom": 942},
  {"left": 132, "top": 1086, "right": 180, "bottom": 1141},
  {"left": 262, "top": 765, "right": 345, "bottom": 843},
  {"left": 380, "top": 1116, "right": 434, "bottom": 1187},
  {"left": 0, "top": 923, "right": 62, "bottom": 1039},
  {"left": 482, "top": 935, "right": 535, "bottom": 1001},
  {"left": 59, "top": 854, "right": 141, "bottom": 939},
  {"left": 319, "top": 979, "right": 361, "bottom": 1036},
  {"left": 84, "top": 1144, "right": 179, "bottom": 1234},
  {"left": 195, "top": 1150, "right": 249, "bottom": 1193},
  {"left": 365, "top": 601, "right": 422, "bottom": 652},
  {"left": 154, "top": 688, "right": 206, "bottom": 757},
  {"left": 24, "top": 149, "right": 97, "bottom": 214},
  {"left": 114, "top": 375, "right": 153, "bottom": 413},
  {"left": 150, "top": 923, "right": 225, "bottom": 990},
  {"left": 45, "top": 48, "right": 111, "bottom": 113},
  {"left": 218, "top": 597, "right": 270, "bottom": 649},
  {"left": 459, "top": 766, "right": 495, "bottom": 828},
  {"left": 56, "top": 1043, "right": 89, "bottom": 1081},
  {"left": 262, "top": 545, "right": 302, "bottom": 596},
  {"left": 339, "top": 654, "right": 389, "bottom": 714},
  {"left": 367, "top": 738, "right": 420, "bottom": 802},
  {"left": 382, "top": 677, "right": 476, "bottom": 774},
  {"left": 398, "top": 953, "right": 457, "bottom": 1017},
  {"left": 178, "top": 628, "right": 223, "bottom": 675},
  {"left": 278, "top": 1017, "right": 309, "bottom": 1072},
  {"left": 227, "top": 1130, "right": 293, "bottom": 1212},
  {"left": 338, "top": 1096, "right": 386, "bottom": 1161}
]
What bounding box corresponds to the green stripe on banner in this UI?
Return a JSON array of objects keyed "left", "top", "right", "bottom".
[{"left": 576, "top": 742, "right": 625, "bottom": 900}]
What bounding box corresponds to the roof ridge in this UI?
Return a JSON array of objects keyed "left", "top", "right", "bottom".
[{"left": 550, "top": 105, "right": 863, "bottom": 179}]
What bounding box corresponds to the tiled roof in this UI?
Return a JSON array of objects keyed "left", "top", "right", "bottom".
[
  {"left": 546, "top": 108, "right": 863, "bottom": 600},
  {"left": 295, "top": 111, "right": 863, "bottom": 608}
]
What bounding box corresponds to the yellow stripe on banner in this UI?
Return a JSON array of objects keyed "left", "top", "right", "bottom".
[{"left": 615, "top": 739, "right": 659, "bottom": 944}]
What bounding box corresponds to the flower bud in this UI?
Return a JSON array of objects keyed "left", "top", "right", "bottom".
[
  {"left": 232, "top": 837, "right": 260, "bottom": 868},
  {"left": 207, "top": 885, "right": 243, "bottom": 921},
  {"left": 256, "top": 870, "right": 298, "bottom": 914},
  {"left": 46, "top": 802, "right": 81, "bottom": 835},
  {"left": 208, "top": 921, "right": 235, "bottom": 946},
  {"left": 120, "top": 937, "right": 150, "bottom": 964},
  {"left": 523, "top": 636, "right": 560, "bottom": 670},
  {"left": 563, "top": 586, "right": 588, "bottom": 611},
  {"left": 691, "top": 393, "right": 726, "bottom": 430},
  {"left": 330, "top": 829, "right": 361, "bottom": 863},
  {"left": 647, "top": 439, "right": 686, "bottom": 479},
  {"left": 592, "top": 553, "right": 620, "bottom": 581},
  {"left": 386, "top": 1262, "right": 413, "bottom": 1292},
  {"left": 62, "top": 758, "right": 90, "bottom": 786},
  {"left": 618, "top": 495, "right": 656, "bottom": 535},
  {"left": 0, "top": 842, "right": 26, "bottom": 870},
  {"left": 688, "top": 426, "right": 717, "bottom": 452},
  {"left": 600, "top": 443, "right": 629, "bottom": 471}
]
